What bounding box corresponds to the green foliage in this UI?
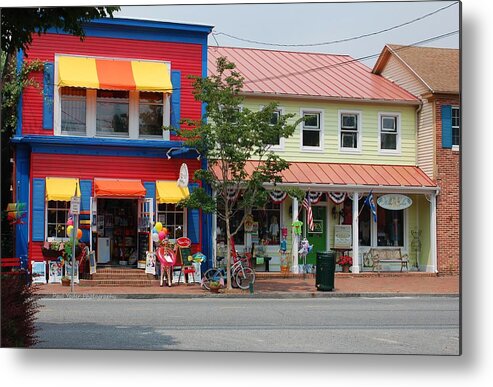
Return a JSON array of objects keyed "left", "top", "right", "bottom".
[
  {"left": 1, "top": 54, "right": 44, "bottom": 137},
  {"left": 1, "top": 7, "right": 120, "bottom": 55}
]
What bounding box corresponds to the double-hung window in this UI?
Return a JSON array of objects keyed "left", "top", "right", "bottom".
[
  {"left": 452, "top": 106, "right": 460, "bottom": 147},
  {"left": 301, "top": 110, "right": 323, "bottom": 150},
  {"left": 156, "top": 203, "right": 185, "bottom": 241},
  {"left": 60, "top": 87, "right": 87, "bottom": 135},
  {"left": 379, "top": 113, "right": 400, "bottom": 153},
  {"left": 339, "top": 111, "right": 361, "bottom": 151},
  {"left": 139, "top": 92, "right": 164, "bottom": 137},
  {"left": 264, "top": 107, "right": 284, "bottom": 149},
  {"left": 46, "top": 201, "right": 70, "bottom": 239},
  {"left": 96, "top": 90, "right": 129, "bottom": 137}
]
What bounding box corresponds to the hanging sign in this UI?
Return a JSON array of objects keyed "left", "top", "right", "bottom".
[
  {"left": 70, "top": 196, "right": 81, "bottom": 215},
  {"left": 328, "top": 192, "right": 346, "bottom": 204},
  {"left": 334, "top": 225, "right": 352, "bottom": 249},
  {"left": 377, "top": 194, "right": 413, "bottom": 210},
  {"left": 177, "top": 163, "right": 189, "bottom": 188}
]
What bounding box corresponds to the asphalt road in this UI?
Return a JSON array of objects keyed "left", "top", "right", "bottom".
[{"left": 34, "top": 296, "right": 460, "bottom": 355}]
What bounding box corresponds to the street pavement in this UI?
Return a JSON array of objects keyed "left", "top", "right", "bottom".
[{"left": 33, "top": 273, "right": 460, "bottom": 298}]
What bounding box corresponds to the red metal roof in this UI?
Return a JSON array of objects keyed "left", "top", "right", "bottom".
[
  {"left": 214, "top": 161, "right": 435, "bottom": 189},
  {"left": 208, "top": 46, "right": 419, "bottom": 103}
]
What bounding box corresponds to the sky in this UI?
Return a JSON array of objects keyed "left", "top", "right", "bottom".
[{"left": 115, "top": 0, "right": 460, "bottom": 68}]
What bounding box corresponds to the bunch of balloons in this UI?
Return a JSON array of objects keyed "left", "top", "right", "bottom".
[
  {"left": 151, "top": 222, "right": 169, "bottom": 243},
  {"left": 66, "top": 218, "right": 83, "bottom": 240}
]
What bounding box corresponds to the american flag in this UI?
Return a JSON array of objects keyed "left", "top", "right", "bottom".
[{"left": 302, "top": 194, "right": 314, "bottom": 231}]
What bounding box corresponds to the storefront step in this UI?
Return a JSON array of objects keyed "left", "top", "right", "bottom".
[
  {"left": 79, "top": 279, "right": 160, "bottom": 287},
  {"left": 91, "top": 273, "right": 151, "bottom": 280}
]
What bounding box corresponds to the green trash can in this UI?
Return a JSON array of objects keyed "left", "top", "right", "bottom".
[{"left": 316, "top": 250, "right": 336, "bottom": 291}]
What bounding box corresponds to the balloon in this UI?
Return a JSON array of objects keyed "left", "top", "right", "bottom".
[
  {"left": 77, "top": 229, "right": 83, "bottom": 239},
  {"left": 152, "top": 233, "right": 160, "bottom": 243},
  {"left": 66, "top": 225, "right": 74, "bottom": 236},
  {"left": 162, "top": 227, "right": 168, "bottom": 236},
  {"left": 152, "top": 227, "right": 157, "bottom": 234},
  {"left": 155, "top": 222, "right": 163, "bottom": 232},
  {"left": 158, "top": 231, "right": 166, "bottom": 241},
  {"left": 67, "top": 218, "right": 73, "bottom": 226}
]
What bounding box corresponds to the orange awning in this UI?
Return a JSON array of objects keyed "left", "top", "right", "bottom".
[{"left": 94, "top": 179, "right": 146, "bottom": 197}]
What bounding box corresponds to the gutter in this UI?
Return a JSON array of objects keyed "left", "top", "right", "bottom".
[{"left": 263, "top": 182, "right": 439, "bottom": 194}]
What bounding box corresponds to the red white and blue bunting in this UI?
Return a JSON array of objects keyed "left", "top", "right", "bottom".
[
  {"left": 308, "top": 191, "right": 323, "bottom": 204},
  {"left": 328, "top": 192, "right": 346, "bottom": 204},
  {"left": 268, "top": 190, "right": 288, "bottom": 204}
]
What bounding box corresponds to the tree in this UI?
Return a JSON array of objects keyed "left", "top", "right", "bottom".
[{"left": 178, "top": 57, "right": 303, "bottom": 290}]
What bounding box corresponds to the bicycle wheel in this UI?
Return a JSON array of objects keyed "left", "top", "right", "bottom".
[
  {"left": 201, "top": 268, "right": 223, "bottom": 290},
  {"left": 235, "top": 266, "right": 255, "bottom": 290}
]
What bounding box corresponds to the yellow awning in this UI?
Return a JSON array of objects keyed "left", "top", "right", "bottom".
[
  {"left": 45, "top": 178, "right": 80, "bottom": 201},
  {"left": 58, "top": 56, "right": 173, "bottom": 92},
  {"left": 156, "top": 181, "right": 189, "bottom": 204}
]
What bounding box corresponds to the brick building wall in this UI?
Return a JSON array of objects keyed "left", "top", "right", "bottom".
[{"left": 434, "top": 96, "right": 460, "bottom": 275}]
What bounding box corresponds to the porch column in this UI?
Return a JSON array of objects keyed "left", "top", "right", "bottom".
[
  {"left": 430, "top": 192, "right": 438, "bottom": 273},
  {"left": 292, "top": 197, "right": 299, "bottom": 273},
  {"left": 352, "top": 191, "right": 360, "bottom": 273}
]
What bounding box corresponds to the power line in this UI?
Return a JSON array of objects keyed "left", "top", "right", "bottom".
[
  {"left": 212, "top": 1, "right": 459, "bottom": 48},
  {"left": 241, "top": 30, "right": 459, "bottom": 86}
]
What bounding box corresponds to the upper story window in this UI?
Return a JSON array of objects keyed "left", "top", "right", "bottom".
[
  {"left": 55, "top": 55, "right": 171, "bottom": 140},
  {"left": 379, "top": 112, "right": 400, "bottom": 153},
  {"left": 96, "top": 90, "right": 129, "bottom": 137},
  {"left": 301, "top": 110, "right": 323, "bottom": 150},
  {"left": 339, "top": 111, "right": 361, "bottom": 152},
  {"left": 452, "top": 106, "right": 460, "bottom": 147},
  {"left": 60, "top": 87, "right": 86, "bottom": 135}
]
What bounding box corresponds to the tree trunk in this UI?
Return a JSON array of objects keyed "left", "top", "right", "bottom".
[{"left": 225, "top": 214, "right": 233, "bottom": 290}]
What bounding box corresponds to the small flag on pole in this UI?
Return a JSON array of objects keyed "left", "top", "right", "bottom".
[
  {"left": 364, "top": 190, "right": 377, "bottom": 222},
  {"left": 302, "top": 194, "right": 314, "bottom": 231}
]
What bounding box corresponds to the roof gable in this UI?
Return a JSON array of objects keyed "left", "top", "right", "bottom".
[{"left": 373, "top": 44, "right": 459, "bottom": 94}]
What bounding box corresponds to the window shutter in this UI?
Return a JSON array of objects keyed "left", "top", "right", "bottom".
[
  {"left": 32, "top": 178, "right": 46, "bottom": 241},
  {"left": 43, "top": 62, "right": 54, "bottom": 130},
  {"left": 143, "top": 182, "right": 156, "bottom": 223},
  {"left": 187, "top": 183, "right": 200, "bottom": 244},
  {"left": 441, "top": 105, "right": 452, "bottom": 149},
  {"left": 170, "top": 70, "right": 181, "bottom": 132},
  {"left": 79, "top": 180, "right": 92, "bottom": 243}
]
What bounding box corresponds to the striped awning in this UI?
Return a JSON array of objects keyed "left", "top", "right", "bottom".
[{"left": 58, "top": 56, "right": 173, "bottom": 93}]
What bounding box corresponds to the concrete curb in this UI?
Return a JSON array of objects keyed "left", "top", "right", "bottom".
[{"left": 36, "top": 292, "right": 460, "bottom": 300}]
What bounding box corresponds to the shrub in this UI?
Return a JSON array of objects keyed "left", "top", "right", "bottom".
[{"left": 1, "top": 275, "right": 40, "bottom": 347}]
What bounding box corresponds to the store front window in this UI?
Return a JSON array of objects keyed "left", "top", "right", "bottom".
[
  {"left": 156, "top": 203, "right": 185, "bottom": 240},
  {"left": 46, "top": 201, "right": 70, "bottom": 239},
  {"left": 252, "top": 201, "right": 281, "bottom": 245},
  {"left": 377, "top": 207, "right": 404, "bottom": 247}
]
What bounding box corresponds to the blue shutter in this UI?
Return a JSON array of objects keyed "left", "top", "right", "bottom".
[
  {"left": 441, "top": 105, "right": 452, "bottom": 149},
  {"left": 43, "top": 62, "right": 54, "bottom": 130},
  {"left": 187, "top": 183, "right": 200, "bottom": 244},
  {"left": 32, "top": 178, "right": 46, "bottom": 241},
  {"left": 170, "top": 70, "right": 181, "bottom": 132},
  {"left": 79, "top": 180, "right": 92, "bottom": 243},
  {"left": 144, "top": 182, "right": 156, "bottom": 223}
]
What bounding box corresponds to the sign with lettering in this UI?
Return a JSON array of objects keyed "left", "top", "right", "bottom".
[
  {"left": 334, "top": 225, "right": 352, "bottom": 249},
  {"left": 70, "top": 196, "right": 81, "bottom": 215},
  {"left": 377, "top": 194, "right": 412, "bottom": 211}
]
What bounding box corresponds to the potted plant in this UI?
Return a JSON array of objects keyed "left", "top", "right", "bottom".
[
  {"left": 337, "top": 255, "right": 353, "bottom": 273},
  {"left": 61, "top": 276, "right": 71, "bottom": 287},
  {"left": 209, "top": 280, "right": 221, "bottom": 293}
]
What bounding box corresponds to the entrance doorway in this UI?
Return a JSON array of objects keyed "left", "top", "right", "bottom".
[
  {"left": 96, "top": 199, "right": 138, "bottom": 266},
  {"left": 306, "top": 206, "right": 327, "bottom": 265}
]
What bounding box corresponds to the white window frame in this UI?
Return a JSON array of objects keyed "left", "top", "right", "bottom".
[
  {"left": 54, "top": 54, "right": 171, "bottom": 141},
  {"left": 378, "top": 112, "right": 401, "bottom": 154},
  {"left": 155, "top": 202, "right": 187, "bottom": 241},
  {"left": 261, "top": 105, "right": 285, "bottom": 151},
  {"left": 300, "top": 108, "right": 324, "bottom": 152},
  {"left": 338, "top": 110, "right": 362, "bottom": 153},
  {"left": 45, "top": 200, "right": 71, "bottom": 242},
  {"left": 451, "top": 106, "right": 460, "bottom": 150}
]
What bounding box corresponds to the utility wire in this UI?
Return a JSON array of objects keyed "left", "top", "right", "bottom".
[{"left": 212, "top": 1, "right": 459, "bottom": 48}]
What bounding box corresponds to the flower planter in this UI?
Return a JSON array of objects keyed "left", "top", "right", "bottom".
[
  {"left": 342, "top": 265, "right": 351, "bottom": 273},
  {"left": 61, "top": 278, "right": 71, "bottom": 287},
  {"left": 41, "top": 248, "right": 63, "bottom": 259},
  {"left": 209, "top": 285, "right": 221, "bottom": 294}
]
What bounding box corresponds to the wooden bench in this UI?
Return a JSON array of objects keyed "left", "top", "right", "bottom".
[{"left": 364, "top": 248, "right": 409, "bottom": 273}]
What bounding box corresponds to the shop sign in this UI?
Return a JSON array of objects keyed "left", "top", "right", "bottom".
[
  {"left": 377, "top": 194, "right": 412, "bottom": 210},
  {"left": 334, "top": 225, "right": 352, "bottom": 249},
  {"left": 70, "top": 196, "right": 81, "bottom": 215}
]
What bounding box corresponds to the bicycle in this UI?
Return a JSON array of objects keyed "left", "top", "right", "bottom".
[{"left": 202, "top": 238, "right": 255, "bottom": 290}]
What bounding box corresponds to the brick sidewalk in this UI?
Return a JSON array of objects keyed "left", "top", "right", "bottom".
[{"left": 33, "top": 273, "right": 460, "bottom": 297}]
